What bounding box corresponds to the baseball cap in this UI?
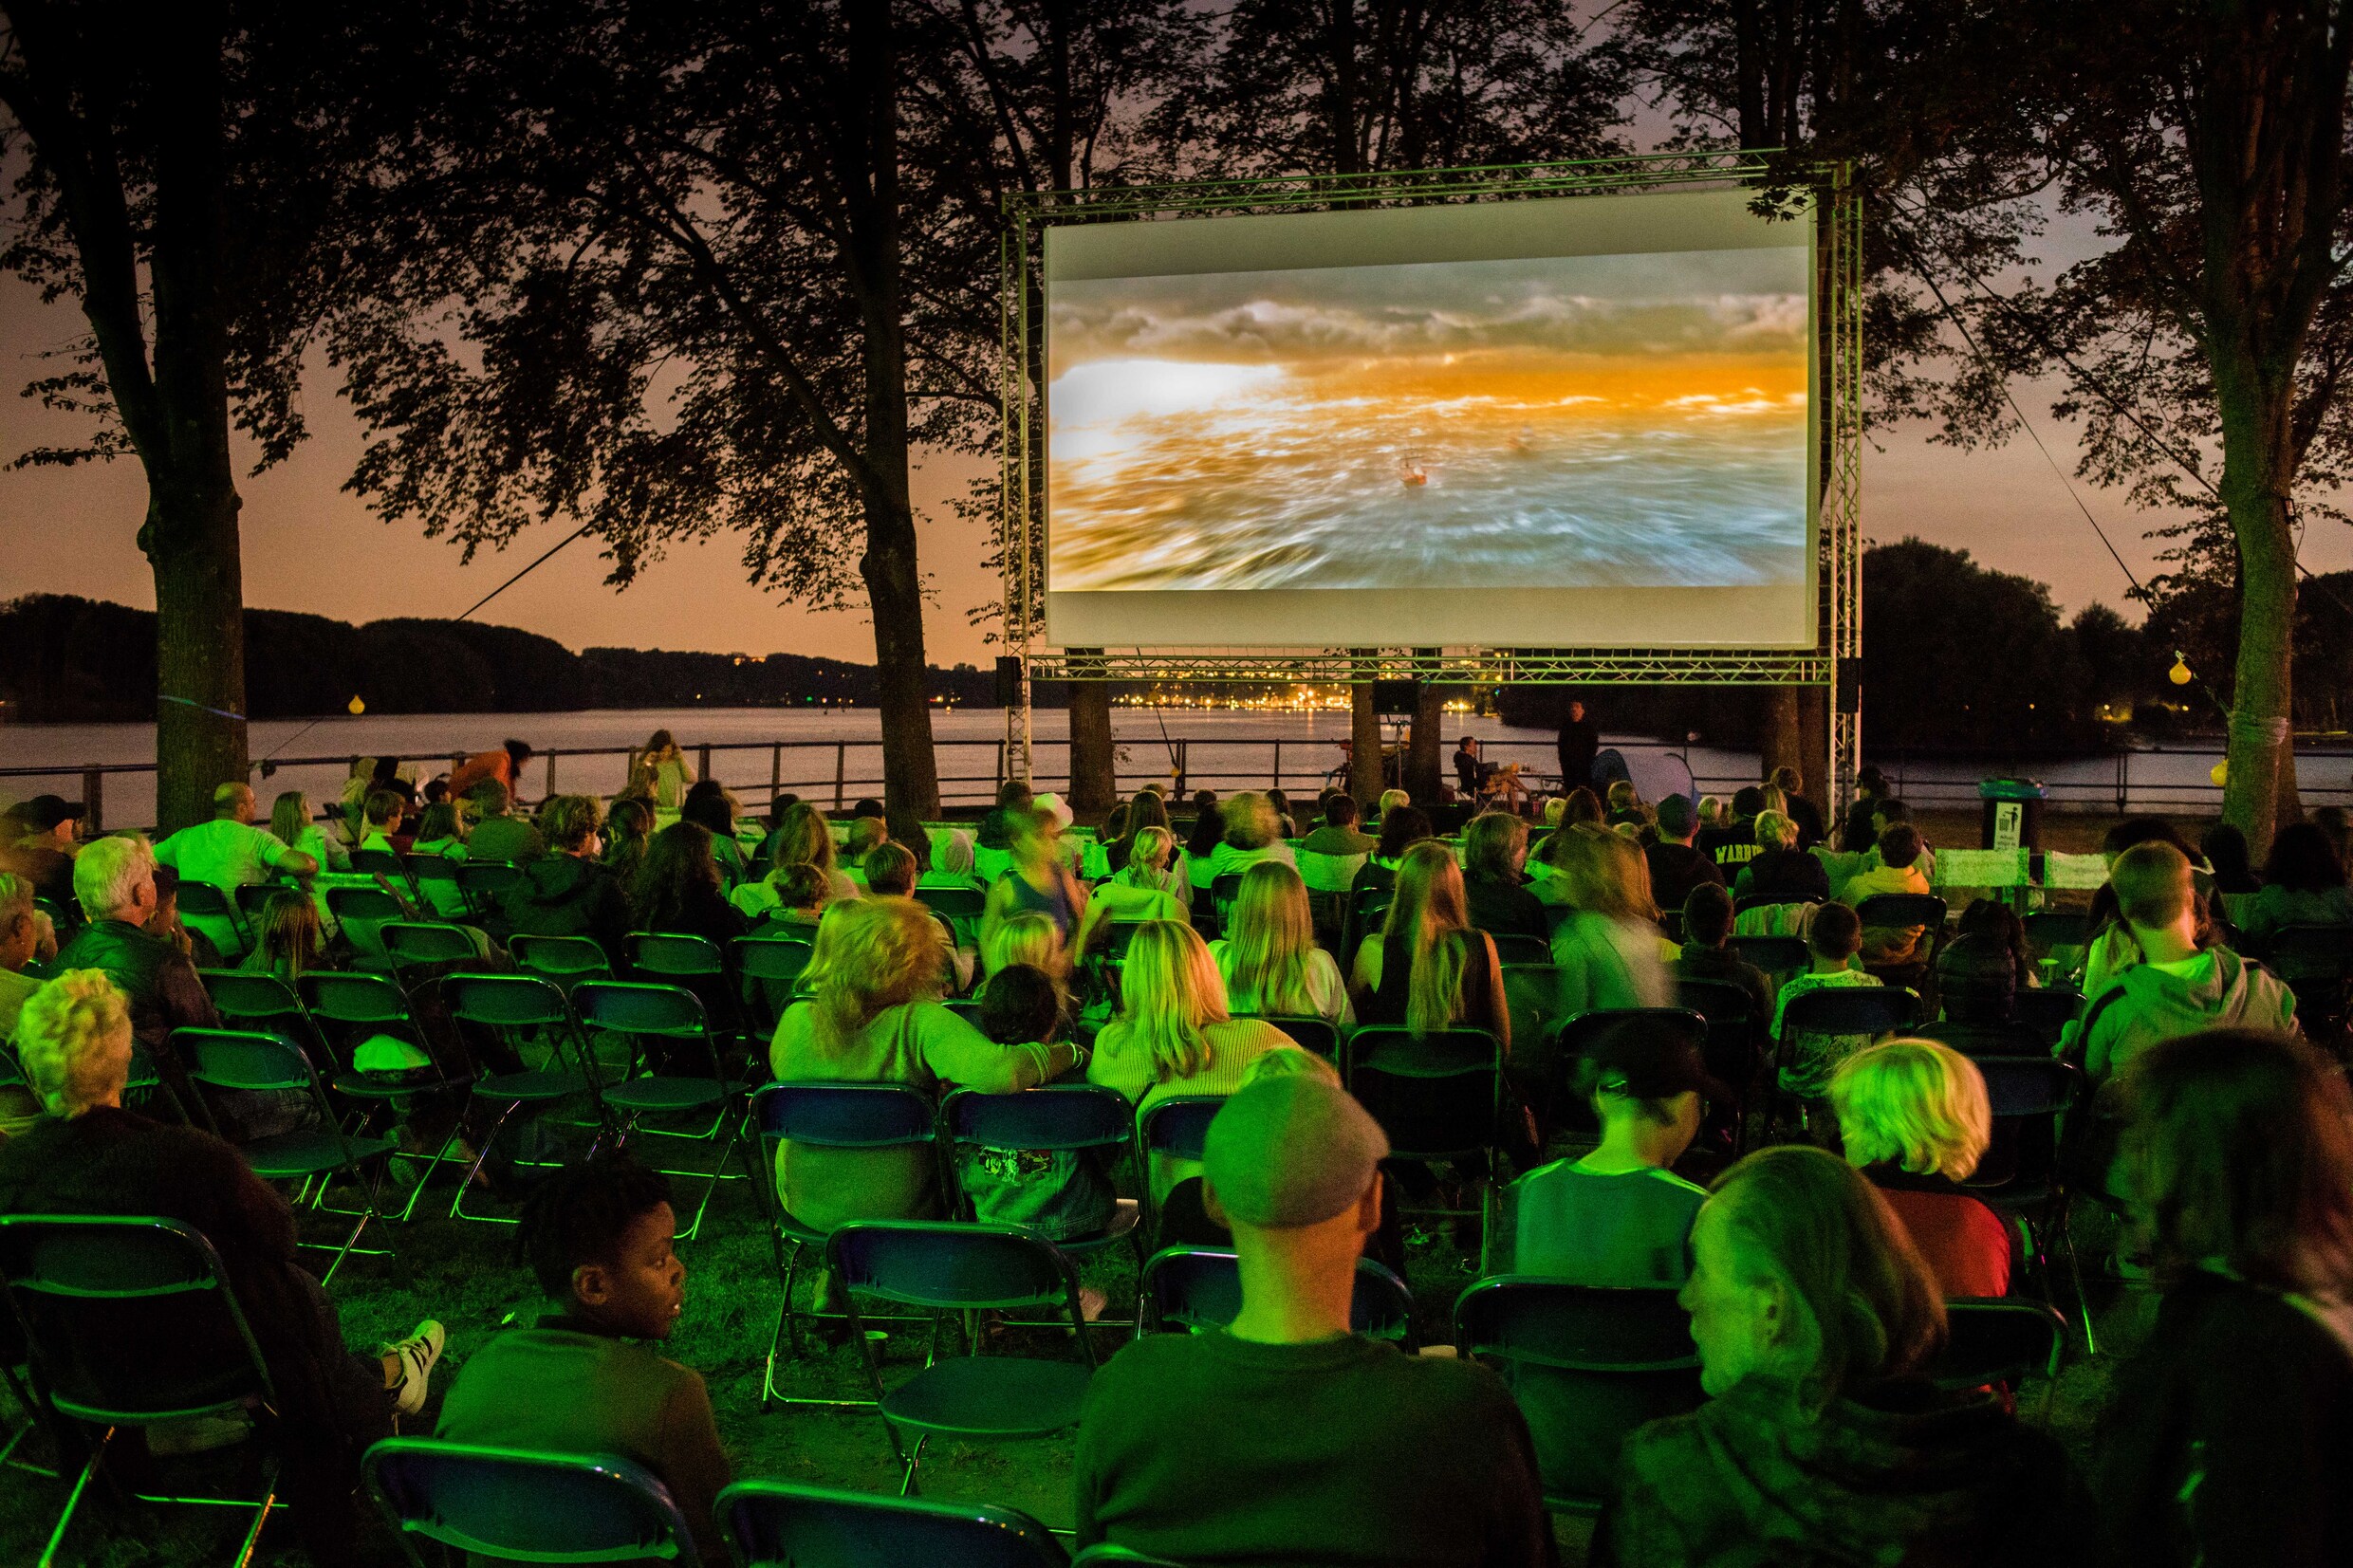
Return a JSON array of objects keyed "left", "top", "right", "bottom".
[
  {"left": 1032, "top": 791, "right": 1075, "bottom": 829},
  {"left": 13, "top": 795, "right": 84, "bottom": 831},
  {"left": 1203, "top": 1076, "right": 1388, "bottom": 1228},
  {"left": 1581, "top": 1017, "right": 1732, "bottom": 1105}
]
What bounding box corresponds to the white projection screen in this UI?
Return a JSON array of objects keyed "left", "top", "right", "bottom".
[{"left": 1042, "top": 187, "right": 1818, "bottom": 649}]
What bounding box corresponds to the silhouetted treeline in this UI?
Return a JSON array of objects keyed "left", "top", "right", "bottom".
[{"left": 0, "top": 596, "right": 996, "bottom": 722}]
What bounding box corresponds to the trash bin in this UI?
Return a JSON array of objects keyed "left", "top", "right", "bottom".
[{"left": 1979, "top": 779, "right": 2045, "bottom": 853}]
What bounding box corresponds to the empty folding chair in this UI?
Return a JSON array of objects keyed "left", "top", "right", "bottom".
[
  {"left": 915, "top": 885, "right": 987, "bottom": 951},
  {"left": 174, "top": 1027, "right": 399, "bottom": 1282},
  {"left": 327, "top": 882, "right": 412, "bottom": 969},
  {"left": 455, "top": 860, "right": 523, "bottom": 920},
  {"left": 172, "top": 880, "right": 250, "bottom": 962},
  {"left": 2010, "top": 987, "right": 2084, "bottom": 1050},
  {"left": 629, "top": 931, "right": 742, "bottom": 1040},
  {"left": 201, "top": 968, "right": 327, "bottom": 1061},
  {"left": 829, "top": 1221, "right": 1098, "bottom": 1495},
  {"left": 404, "top": 853, "right": 471, "bottom": 920},
  {"left": 233, "top": 880, "right": 280, "bottom": 935},
  {"left": 1453, "top": 1278, "right": 1703, "bottom": 1514},
  {"left": 352, "top": 846, "right": 415, "bottom": 895},
  {"left": 0, "top": 1215, "right": 287, "bottom": 1567},
  {"left": 380, "top": 920, "right": 487, "bottom": 987},
  {"left": 1137, "top": 1094, "right": 1226, "bottom": 1245},
  {"left": 719, "top": 1479, "right": 1069, "bottom": 1568},
  {"left": 362, "top": 1436, "right": 695, "bottom": 1567},
  {"left": 511, "top": 932, "right": 615, "bottom": 992},
  {"left": 1139, "top": 1245, "right": 1414, "bottom": 1345},
  {"left": 744, "top": 1082, "right": 942, "bottom": 1405},
  {"left": 1727, "top": 933, "right": 1808, "bottom": 987},
  {"left": 1965, "top": 1055, "right": 2093, "bottom": 1350},
  {"left": 1500, "top": 963, "right": 1573, "bottom": 1073},
  {"left": 571, "top": 981, "right": 745, "bottom": 1240},
  {"left": 438, "top": 973, "right": 606, "bottom": 1223}
]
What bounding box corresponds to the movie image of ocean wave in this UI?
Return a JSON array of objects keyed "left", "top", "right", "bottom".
[{"left": 1047, "top": 249, "right": 1811, "bottom": 594}]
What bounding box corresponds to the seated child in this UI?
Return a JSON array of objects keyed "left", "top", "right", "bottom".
[
  {"left": 954, "top": 964, "right": 1118, "bottom": 1243},
  {"left": 435, "top": 1153, "right": 732, "bottom": 1564},
  {"left": 1771, "top": 901, "right": 1886, "bottom": 1128}
]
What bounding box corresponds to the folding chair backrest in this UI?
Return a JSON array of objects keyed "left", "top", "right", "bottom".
[
  {"left": 1501, "top": 964, "right": 1573, "bottom": 1055},
  {"left": 363, "top": 1437, "right": 694, "bottom": 1563},
  {"left": 829, "top": 1222, "right": 1088, "bottom": 1328},
  {"left": 2021, "top": 910, "right": 2090, "bottom": 956},
  {"left": 1854, "top": 893, "right": 1948, "bottom": 932},
  {"left": 174, "top": 880, "right": 250, "bottom": 955},
  {"left": 1343, "top": 1026, "right": 1502, "bottom": 1161},
  {"left": 574, "top": 979, "right": 713, "bottom": 1040},
  {"left": 2264, "top": 923, "right": 2353, "bottom": 981},
  {"left": 1936, "top": 1299, "right": 2066, "bottom": 1392},
  {"left": 176, "top": 1026, "right": 320, "bottom": 1096},
  {"left": 512, "top": 932, "right": 614, "bottom": 984},
  {"left": 1673, "top": 977, "right": 1759, "bottom": 1091},
  {"left": 718, "top": 1479, "right": 1069, "bottom": 1568},
  {"left": 381, "top": 920, "right": 480, "bottom": 971},
  {"left": 0, "top": 1214, "right": 275, "bottom": 1424},
  {"left": 1550, "top": 1009, "right": 1707, "bottom": 1067},
  {"left": 1140, "top": 1245, "right": 1413, "bottom": 1341},
  {"left": 327, "top": 882, "right": 408, "bottom": 932},
  {"left": 352, "top": 847, "right": 409, "bottom": 882},
  {"left": 457, "top": 861, "right": 523, "bottom": 902},
  {"left": 944, "top": 1085, "right": 1135, "bottom": 1154},
  {"left": 753, "top": 1081, "right": 937, "bottom": 1151},
  {"left": 304, "top": 969, "right": 415, "bottom": 1027},
  {"left": 1209, "top": 873, "right": 1243, "bottom": 928},
  {"left": 1967, "top": 1056, "right": 2079, "bottom": 1195},
  {"left": 2010, "top": 987, "right": 2084, "bottom": 1049},
  {"left": 444, "top": 971, "right": 574, "bottom": 1031},
  {"left": 1099, "top": 919, "right": 1148, "bottom": 963},
  {"left": 1486, "top": 932, "right": 1552, "bottom": 967},
  {"left": 1137, "top": 1095, "right": 1226, "bottom": 1165},
  {"left": 1453, "top": 1278, "right": 1703, "bottom": 1512},
  {"left": 1255, "top": 1015, "right": 1341, "bottom": 1060},
  {"left": 733, "top": 935, "right": 815, "bottom": 1031},
  {"left": 234, "top": 881, "right": 279, "bottom": 931},
  {"left": 915, "top": 884, "right": 988, "bottom": 920},
  {"left": 1779, "top": 986, "right": 1915, "bottom": 1040},
  {"left": 200, "top": 968, "right": 310, "bottom": 1031},
  {"left": 631, "top": 931, "right": 727, "bottom": 980},
  {"left": 1728, "top": 933, "right": 1808, "bottom": 981}
]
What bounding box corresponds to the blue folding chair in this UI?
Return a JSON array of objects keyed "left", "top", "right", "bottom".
[
  {"left": 0, "top": 1216, "right": 285, "bottom": 1568},
  {"left": 1137, "top": 1094, "right": 1226, "bottom": 1244},
  {"left": 176, "top": 1027, "right": 400, "bottom": 1281},
  {"left": 362, "top": 1436, "right": 694, "bottom": 1566},
  {"left": 1139, "top": 1245, "right": 1415, "bottom": 1345},
  {"left": 829, "top": 1221, "right": 1098, "bottom": 1494},
  {"left": 717, "top": 1478, "right": 1068, "bottom": 1568},
  {"left": 745, "top": 1082, "right": 941, "bottom": 1406},
  {"left": 571, "top": 982, "right": 745, "bottom": 1240},
  {"left": 1343, "top": 1026, "right": 1505, "bottom": 1260},
  {"left": 941, "top": 1085, "right": 1144, "bottom": 1301},
  {"left": 1453, "top": 1278, "right": 1703, "bottom": 1515},
  {"left": 732, "top": 934, "right": 816, "bottom": 1033}
]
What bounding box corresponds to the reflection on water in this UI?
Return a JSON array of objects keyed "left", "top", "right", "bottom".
[{"left": 1049, "top": 379, "right": 1808, "bottom": 593}]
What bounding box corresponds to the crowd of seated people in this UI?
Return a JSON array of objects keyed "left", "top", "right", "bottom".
[{"left": 14, "top": 757, "right": 2353, "bottom": 1566}]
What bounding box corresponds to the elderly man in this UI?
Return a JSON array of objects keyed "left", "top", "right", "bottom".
[
  {"left": 0, "top": 871, "right": 46, "bottom": 1042},
  {"left": 0, "top": 969, "right": 442, "bottom": 1568},
  {"left": 154, "top": 782, "right": 318, "bottom": 955},
  {"left": 0, "top": 792, "right": 83, "bottom": 909},
  {"left": 48, "top": 835, "right": 220, "bottom": 1110},
  {"left": 1074, "top": 1075, "right": 1553, "bottom": 1566}
]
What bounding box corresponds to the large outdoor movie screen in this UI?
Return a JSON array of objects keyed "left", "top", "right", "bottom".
[{"left": 1043, "top": 187, "right": 1816, "bottom": 648}]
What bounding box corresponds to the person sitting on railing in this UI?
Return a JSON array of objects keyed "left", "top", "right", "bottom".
[
  {"left": 503, "top": 795, "right": 633, "bottom": 965},
  {"left": 449, "top": 737, "right": 534, "bottom": 801},
  {"left": 461, "top": 778, "right": 544, "bottom": 865},
  {"left": 2240, "top": 821, "right": 2353, "bottom": 953},
  {"left": 0, "top": 968, "right": 448, "bottom": 1568}
]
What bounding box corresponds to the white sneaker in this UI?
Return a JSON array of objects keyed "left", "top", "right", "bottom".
[{"left": 383, "top": 1319, "right": 446, "bottom": 1416}]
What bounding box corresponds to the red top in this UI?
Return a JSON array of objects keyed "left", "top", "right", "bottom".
[{"left": 1878, "top": 1183, "right": 2013, "bottom": 1299}]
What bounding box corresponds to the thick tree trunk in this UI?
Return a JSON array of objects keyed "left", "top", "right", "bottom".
[
  {"left": 147, "top": 482, "right": 247, "bottom": 833},
  {"left": 2221, "top": 483, "right": 2298, "bottom": 853},
  {"left": 847, "top": 6, "right": 939, "bottom": 818},
  {"left": 1350, "top": 651, "right": 1383, "bottom": 809},
  {"left": 1066, "top": 660, "right": 1117, "bottom": 816},
  {"left": 1758, "top": 685, "right": 1802, "bottom": 786},
  {"left": 1406, "top": 653, "right": 1443, "bottom": 802},
  {"left": 1798, "top": 685, "right": 1829, "bottom": 813}
]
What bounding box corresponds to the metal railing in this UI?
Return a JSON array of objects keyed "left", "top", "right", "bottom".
[{"left": 8, "top": 732, "right": 2351, "bottom": 834}]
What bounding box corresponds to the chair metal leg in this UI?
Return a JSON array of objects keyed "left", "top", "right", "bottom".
[
  {"left": 38, "top": 1429, "right": 107, "bottom": 1568},
  {"left": 2058, "top": 1203, "right": 2098, "bottom": 1356},
  {"left": 229, "top": 1460, "right": 280, "bottom": 1568},
  {"left": 450, "top": 1099, "right": 530, "bottom": 1223},
  {"left": 397, "top": 1118, "right": 466, "bottom": 1223},
  {"left": 897, "top": 1430, "right": 928, "bottom": 1497}
]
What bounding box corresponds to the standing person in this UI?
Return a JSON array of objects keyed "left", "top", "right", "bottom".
[
  {"left": 630, "top": 729, "right": 697, "bottom": 812},
  {"left": 982, "top": 807, "right": 1089, "bottom": 951},
  {"left": 449, "top": 739, "right": 535, "bottom": 800},
  {"left": 0, "top": 792, "right": 85, "bottom": 909},
  {"left": 1350, "top": 840, "right": 1511, "bottom": 1045},
  {"left": 1593, "top": 1147, "right": 2091, "bottom": 1567},
  {"left": 1211, "top": 861, "right": 1354, "bottom": 1025},
  {"left": 2097, "top": 1028, "right": 2353, "bottom": 1568},
  {"left": 1643, "top": 794, "right": 1722, "bottom": 916},
  {"left": 1556, "top": 698, "right": 1599, "bottom": 796},
  {"left": 436, "top": 1154, "right": 731, "bottom": 1566},
  {"left": 1073, "top": 1074, "right": 1555, "bottom": 1568}
]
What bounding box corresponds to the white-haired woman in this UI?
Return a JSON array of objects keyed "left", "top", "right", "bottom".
[
  {"left": 0, "top": 969, "right": 445, "bottom": 1561},
  {"left": 1829, "top": 1040, "right": 2011, "bottom": 1299}
]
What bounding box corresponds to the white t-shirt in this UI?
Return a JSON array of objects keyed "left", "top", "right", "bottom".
[{"left": 156, "top": 818, "right": 298, "bottom": 888}]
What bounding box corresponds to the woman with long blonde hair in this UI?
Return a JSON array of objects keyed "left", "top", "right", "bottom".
[
  {"left": 769, "top": 896, "right": 1073, "bottom": 1229},
  {"left": 1349, "top": 840, "right": 1509, "bottom": 1044},
  {"left": 1541, "top": 822, "right": 1671, "bottom": 1014},
  {"left": 269, "top": 789, "right": 350, "bottom": 873},
  {"left": 763, "top": 801, "right": 855, "bottom": 903},
  {"left": 1213, "top": 861, "right": 1352, "bottom": 1024}
]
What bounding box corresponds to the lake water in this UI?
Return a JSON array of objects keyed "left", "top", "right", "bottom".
[{"left": 6, "top": 706, "right": 2344, "bottom": 831}]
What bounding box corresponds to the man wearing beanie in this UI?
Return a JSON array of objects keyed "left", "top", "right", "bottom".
[{"left": 1073, "top": 1076, "right": 1553, "bottom": 1566}]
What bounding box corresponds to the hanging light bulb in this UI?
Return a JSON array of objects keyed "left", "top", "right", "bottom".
[
  {"left": 346, "top": 694, "right": 366, "bottom": 715},
  {"left": 2168, "top": 654, "right": 2194, "bottom": 687}
]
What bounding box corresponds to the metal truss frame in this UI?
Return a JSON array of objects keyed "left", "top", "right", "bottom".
[{"left": 999, "top": 151, "right": 1862, "bottom": 797}]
